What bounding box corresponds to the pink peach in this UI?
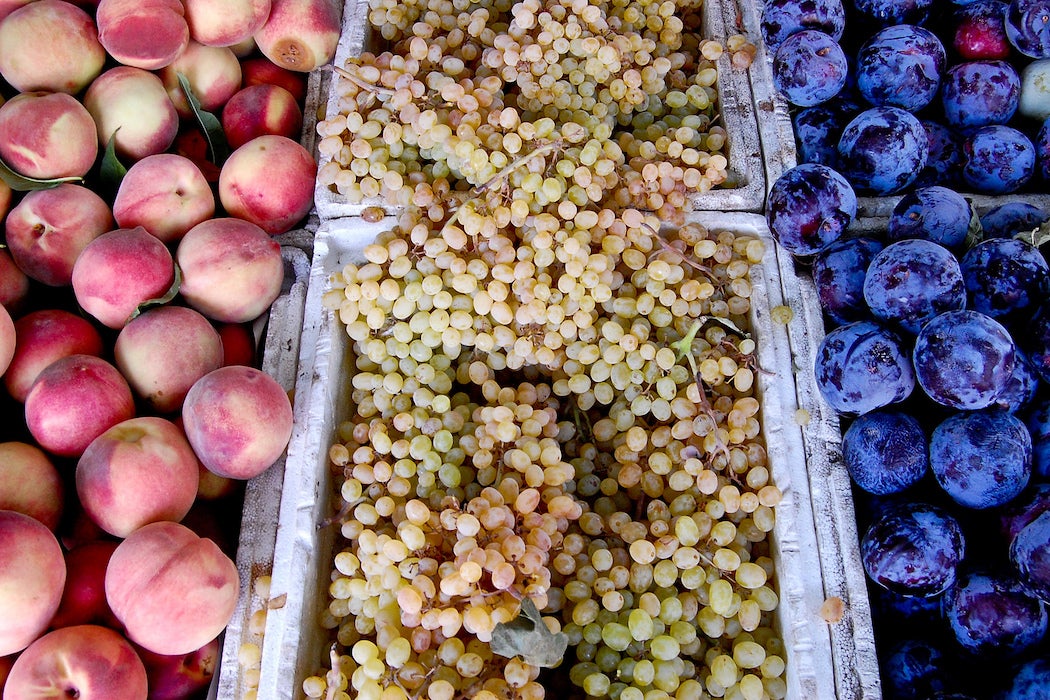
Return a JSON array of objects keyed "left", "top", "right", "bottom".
[
  {"left": 0, "top": 248, "right": 29, "bottom": 313},
  {"left": 0, "top": 303, "right": 12, "bottom": 378},
  {"left": 76, "top": 417, "right": 201, "bottom": 538},
  {"left": 4, "top": 183, "right": 114, "bottom": 287},
  {"left": 104, "top": 521, "right": 239, "bottom": 656},
  {"left": 218, "top": 321, "right": 257, "bottom": 367},
  {"left": 50, "top": 540, "right": 121, "bottom": 630},
  {"left": 71, "top": 227, "right": 175, "bottom": 329},
  {"left": 112, "top": 153, "right": 216, "bottom": 243},
  {"left": 0, "top": 510, "right": 66, "bottom": 656},
  {"left": 176, "top": 217, "right": 284, "bottom": 323},
  {"left": 240, "top": 56, "right": 307, "bottom": 101},
  {"left": 83, "top": 66, "right": 179, "bottom": 162},
  {"left": 182, "top": 365, "right": 293, "bottom": 479},
  {"left": 3, "top": 625, "right": 148, "bottom": 700},
  {"left": 96, "top": 0, "right": 189, "bottom": 70},
  {"left": 254, "top": 0, "right": 341, "bottom": 72},
  {"left": 4, "top": 309, "right": 105, "bottom": 403},
  {"left": 218, "top": 134, "right": 316, "bottom": 234},
  {"left": 24, "top": 354, "right": 136, "bottom": 458},
  {"left": 0, "top": 442, "right": 64, "bottom": 531},
  {"left": 0, "top": 91, "right": 98, "bottom": 180},
  {"left": 159, "top": 41, "right": 242, "bottom": 119},
  {"left": 0, "top": 0, "right": 105, "bottom": 94},
  {"left": 135, "top": 637, "right": 219, "bottom": 700},
  {"left": 221, "top": 83, "right": 303, "bottom": 149},
  {"left": 0, "top": 0, "right": 33, "bottom": 22},
  {"left": 184, "top": 0, "right": 271, "bottom": 47}
]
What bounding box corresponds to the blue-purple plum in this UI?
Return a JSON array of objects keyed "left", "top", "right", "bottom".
[
  {"left": 1000, "top": 483, "right": 1050, "bottom": 540},
  {"left": 887, "top": 186, "right": 980, "bottom": 250},
  {"left": 1002, "top": 658, "right": 1050, "bottom": 699},
  {"left": 792, "top": 100, "right": 859, "bottom": 167},
  {"left": 1037, "top": 115, "right": 1050, "bottom": 179},
  {"left": 861, "top": 501, "right": 965, "bottom": 597},
  {"left": 1006, "top": 0, "right": 1050, "bottom": 57},
  {"left": 962, "top": 124, "right": 1036, "bottom": 194},
  {"left": 812, "top": 236, "right": 884, "bottom": 324},
  {"left": 856, "top": 25, "right": 946, "bottom": 111},
  {"left": 1017, "top": 302, "right": 1050, "bottom": 383},
  {"left": 944, "top": 570, "right": 1047, "bottom": 656},
  {"left": 915, "top": 121, "right": 965, "bottom": 189},
  {"left": 883, "top": 638, "right": 955, "bottom": 700},
  {"left": 766, "top": 163, "right": 857, "bottom": 256},
  {"left": 842, "top": 410, "right": 929, "bottom": 495},
  {"left": 929, "top": 409, "right": 1032, "bottom": 509},
  {"left": 941, "top": 60, "right": 1021, "bottom": 131},
  {"left": 960, "top": 237, "right": 1048, "bottom": 318},
  {"left": 980, "top": 201, "right": 1050, "bottom": 238},
  {"left": 1024, "top": 399, "right": 1050, "bottom": 477},
  {"left": 992, "top": 349, "right": 1040, "bottom": 413},
  {"left": 913, "top": 310, "right": 1016, "bottom": 410},
  {"left": 863, "top": 239, "right": 967, "bottom": 334},
  {"left": 760, "top": 0, "right": 847, "bottom": 51},
  {"left": 854, "top": 0, "right": 935, "bottom": 26},
  {"left": 814, "top": 320, "right": 916, "bottom": 414},
  {"left": 838, "top": 106, "right": 930, "bottom": 195},
  {"left": 953, "top": 0, "right": 1012, "bottom": 60},
  {"left": 772, "top": 29, "right": 849, "bottom": 107},
  {"left": 1010, "top": 510, "right": 1050, "bottom": 601}
]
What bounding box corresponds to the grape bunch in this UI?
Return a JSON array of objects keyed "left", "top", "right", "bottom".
[{"left": 298, "top": 200, "right": 787, "bottom": 700}]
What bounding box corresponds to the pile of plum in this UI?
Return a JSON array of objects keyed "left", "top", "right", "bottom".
[
  {"left": 762, "top": 0, "right": 1050, "bottom": 696},
  {"left": 765, "top": 0, "right": 1050, "bottom": 195}
]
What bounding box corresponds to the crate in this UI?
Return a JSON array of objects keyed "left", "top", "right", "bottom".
[
  {"left": 244, "top": 211, "right": 879, "bottom": 699},
  {"left": 312, "top": 0, "right": 768, "bottom": 219}
]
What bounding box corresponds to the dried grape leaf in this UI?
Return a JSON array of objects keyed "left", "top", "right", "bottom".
[{"left": 490, "top": 597, "right": 568, "bottom": 668}]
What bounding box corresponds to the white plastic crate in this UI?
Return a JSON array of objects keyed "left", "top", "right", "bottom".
[{"left": 247, "top": 211, "right": 879, "bottom": 700}]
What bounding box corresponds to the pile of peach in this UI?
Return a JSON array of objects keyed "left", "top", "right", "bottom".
[{"left": 0, "top": 1, "right": 341, "bottom": 698}]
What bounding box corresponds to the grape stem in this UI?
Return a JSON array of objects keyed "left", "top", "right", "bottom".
[{"left": 327, "top": 64, "right": 398, "bottom": 97}]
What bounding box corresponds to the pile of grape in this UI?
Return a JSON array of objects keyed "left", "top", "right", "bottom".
[{"left": 296, "top": 1, "right": 790, "bottom": 698}]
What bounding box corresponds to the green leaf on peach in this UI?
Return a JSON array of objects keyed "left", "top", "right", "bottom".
[
  {"left": 126, "top": 264, "right": 183, "bottom": 324},
  {"left": 101, "top": 129, "right": 128, "bottom": 191},
  {"left": 0, "top": 157, "right": 82, "bottom": 192},
  {"left": 177, "top": 73, "right": 229, "bottom": 167}
]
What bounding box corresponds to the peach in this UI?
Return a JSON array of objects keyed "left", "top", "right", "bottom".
[
  {"left": 0, "top": 0, "right": 104, "bottom": 94},
  {"left": 171, "top": 127, "right": 221, "bottom": 183},
  {"left": 50, "top": 540, "right": 121, "bottom": 630},
  {"left": 135, "top": 637, "right": 219, "bottom": 700},
  {"left": 240, "top": 55, "right": 308, "bottom": 101},
  {"left": 115, "top": 306, "right": 223, "bottom": 413},
  {"left": 222, "top": 83, "right": 303, "bottom": 149},
  {"left": 159, "top": 41, "right": 242, "bottom": 119},
  {"left": 112, "top": 153, "right": 216, "bottom": 243},
  {"left": 0, "top": 0, "right": 32, "bottom": 22},
  {"left": 0, "top": 442, "right": 64, "bottom": 531},
  {"left": 0, "top": 249, "right": 28, "bottom": 313},
  {"left": 0, "top": 655, "right": 12, "bottom": 694},
  {"left": 5, "top": 309, "right": 105, "bottom": 403},
  {"left": 104, "top": 521, "right": 239, "bottom": 656},
  {"left": 184, "top": 0, "right": 271, "bottom": 47},
  {"left": 0, "top": 510, "right": 66, "bottom": 656},
  {"left": 0, "top": 91, "right": 98, "bottom": 180},
  {"left": 230, "top": 34, "right": 258, "bottom": 57},
  {"left": 176, "top": 217, "right": 284, "bottom": 323},
  {"left": 196, "top": 463, "right": 238, "bottom": 500},
  {"left": 71, "top": 227, "right": 176, "bottom": 329},
  {"left": 3, "top": 625, "right": 148, "bottom": 700},
  {"left": 76, "top": 417, "right": 200, "bottom": 538},
  {"left": 24, "top": 354, "right": 136, "bottom": 458},
  {"left": 0, "top": 178, "right": 10, "bottom": 218},
  {"left": 96, "top": 0, "right": 189, "bottom": 70},
  {"left": 219, "top": 134, "right": 316, "bottom": 234},
  {"left": 182, "top": 365, "right": 293, "bottom": 479},
  {"left": 218, "top": 321, "right": 257, "bottom": 366},
  {"left": 0, "top": 303, "right": 12, "bottom": 378},
  {"left": 4, "top": 183, "right": 114, "bottom": 287},
  {"left": 254, "top": 0, "right": 341, "bottom": 72},
  {"left": 83, "top": 66, "right": 179, "bottom": 162}
]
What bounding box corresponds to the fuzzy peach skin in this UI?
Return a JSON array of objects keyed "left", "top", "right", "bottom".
[
  {"left": 159, "top": 41, "right": 242, "bottom": 119},
  {"left": 218, "top": 134, "right": 316, "bottom": 235},
  {"left": 3, "top": 625, "right": 148, "bottom": 700},
  {"left": 95, "top": 0, "right": 189, "bottom": 70},
  {"left": 0, "top": 303, "right": 12, "bottom": 378},
  {"left": 49, "top": 540, "right": 121, "bottom": 630},
  {"left": 4, "top": 309, "right": 105, "bottom": 403},
  {"left": 0, "top": 91, "right": 98, "bottom": 180},
  {"left": 104, "top": 521, "right": 238, "bottom": 656},
  {"left": 83, "top": 66, "right": 179, "bottom": 162},
  {"left": 71, "top": 227, "right": 175, "bottom": 330},
  {"left": 0, "top": 249, "right": 28, "bottom": 313},
  {"left": 114, "top": 306, "right": 223, "bottom": 413},
  {"left": 0, "top": 442, "right": 64, "bottom": 531},
  {"left": 24, "top": 354, "right": 136, "bottom": 458},
  {"left": 112, "top": 153, "right": 215, "bottom": 244},
  {"left": 76, "top": 417, "right": 200, "bottom": 538},
  {"left": 221, "top": 83, "right": 303, "bottom": 149},
  {"left": 253, "top": 0, "right": 341, "bottom": 72},
  {"left": 135, "top": 637, "right": 219, "bottom": 700},
  {"left": 184, "top": 0, "right": 271, "bottom": 47},
  {"left": 176, "top": 217, "right": 284, "bottom": 323},
  {"left": 4, "top": 184, "right": 113, "bottom": 287},
  {"left": 0, "top": 0, "right": 32, "bottom": 22},
  {"left": 182, "top": 365, "right": 293, "bottom": 479},
  {"left": 239, "top": 55, "right": 307, "bottom": 101},
  {"left": 0, "top": 0, "right": 105, "bottom": 94},
  {"left": 0, "top": 510, "right": 66, "bottom": 656}
]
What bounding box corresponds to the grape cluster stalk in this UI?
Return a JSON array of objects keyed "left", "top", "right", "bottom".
[{"left": 302, "top": 0, "right": 785, "bottom": 699}]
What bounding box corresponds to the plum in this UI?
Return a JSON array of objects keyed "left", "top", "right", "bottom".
[
  {"left": 837, "top": 106, "right": 929, "bottom": 195},
  {"left": 812, "top": 235, "right": 884, "bottom": 324},
  {"left": 915, "top": 121, "right": 964, "bottom": 189},
  {"left": 856, "top": 24, "right": 946, "bottom": 112},
  {"left": 861, "top": 501, "right": 965, "bottom": 597},
  {"left": 1002, "top": 658, "right": 1050, "bottom": 699},
  {"left": 992, "top": 349, "right": 1040, "bottom": 413},
  {"left": 887, "top": 186, "right": 980, "bottom": 250},
  {"left": 960, "top": 237, "right": 1048, "bottom": 319},
  {"left": 882, "top": 638, "right": 955, "bottom": 700},
  {"left": 814, "top": 319, "right": 916, "bottom": 414},
  {"left": 766, "top": 162, "right": 857, "bottom": 256},
  {"left": 962, "top": 125, "right": 1036, "bottom": 194},
  {"left": 1037, "top": 115, "right": 1050, "bottom": 179},
  {"left": 842, "top": 409, "right": 929, "bottom": 495},
  {"left": 1000, "top": 482, "right": 1050, "bottom": 540},
  {"left": 912, "top": 310, "right": 1016, "bottom": 410},
  {"left": 760, "top": 0, "right": 847, "bottom": 50},
  {"left": 979, "top": 201, "right": 1049, "bottom": 238},
  {"left": 929, "top": 409, "right": 1031, "bottom": 509},
  {"left": 772, "top": 29, "right": 849, "bottom": 107},
  {"left": 854, "top": 0, "right": 934, "bottom": 25},
  {"left": 1010, "top": 510, "right": 1050, "bottom": 601},
  {"left": 792, "top": 99, "right": 859, "bottom": 167},
  {"left": 1019, "top": 302, "right": 1050, "bottom": 383},
  {"left": 953, "top": 0, "right": 1012, "bottom": 59},
  {"left": 1006, "top": 0, "right": 1050, "bottom": 57},
  {"left": 941, "top": 60, "right": 1021, "bottom": 132},
  {"left": 863, "top": 239, "right": 967, "bottom": 334},
  {"left": 944, "top": 570, "right": 1047, "bottom": 656}
]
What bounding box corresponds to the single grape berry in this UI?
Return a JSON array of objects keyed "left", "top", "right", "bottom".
[
  {"left": 882, "top": 638, "right": 955, "bottom": 700},
  {"left": 861, "top": 500, "right": 965, "bottom": 597},
  {"left": 1002, "top": 658, "right": 1050, "bottom": 699},
  {"left": 979, "top": 201, "right": 1050, "bottom": 238}
]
